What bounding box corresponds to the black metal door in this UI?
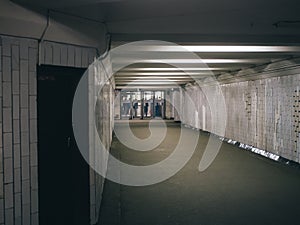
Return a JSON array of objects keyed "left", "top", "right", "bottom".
[{"left": 37, "top": 65, "right": 89, "bottom": 225}]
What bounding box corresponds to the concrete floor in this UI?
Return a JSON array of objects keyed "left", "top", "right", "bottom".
[{"left": 99, "top": 121, "right": 300, "bottom": 225}]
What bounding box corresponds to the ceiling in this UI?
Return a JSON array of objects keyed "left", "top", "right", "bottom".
[
  {"left": 11, "top": 0, "right": 300, "bottom": 89},
  {"left": 110, "top": 43, "right": 300, "bottom": 89}
]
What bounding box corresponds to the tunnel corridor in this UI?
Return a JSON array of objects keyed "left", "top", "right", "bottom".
[{"left": 2, "top": 0, "right": 300, "bottom": 224}]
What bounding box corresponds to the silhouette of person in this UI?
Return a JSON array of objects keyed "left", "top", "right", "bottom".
[
  {"left": 133, "top": 101, "right": 138, "bottom": 118},
  {"left": 155, "top": 102, "right": 161, "bottom": 117},
  {"left": 144, "top": 102, "right": 149, "bottom": 117}
]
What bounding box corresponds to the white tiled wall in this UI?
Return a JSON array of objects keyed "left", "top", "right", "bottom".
[
  {"left": 40, "top": 41, "right": 97, "bottom": 68},
  {"left": 181, "top": 59, "right": 300, "bottom": 163},
  {"left": 87, "top": 57, "right": 114, "bottom": 225},
  {"left": 0, "top": 35, "right": 38, "bottom": 225},
  {"left": 0, "top": 35, "right": 108, "bottom": 225}
]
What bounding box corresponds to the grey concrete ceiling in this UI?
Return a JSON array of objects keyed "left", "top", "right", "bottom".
[
  {"left": 12, "top": 0, "right": 300, "bottom": 38},
  {"left": 11, "top": 0, "right": 300, "bottom": 89}
]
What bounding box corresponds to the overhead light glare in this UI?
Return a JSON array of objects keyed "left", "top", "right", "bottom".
[
  {"left": 118, "top": 45, "right": 300, "bottom": 52},
  {"left": 113, "top": 59, "right": 262, "bottom": 64},
  {"left": 121, "top": 67, "right": 226, "bottom": 71},
  {"left": 115, "top": 72, "right": 209, "bottom": 76}
]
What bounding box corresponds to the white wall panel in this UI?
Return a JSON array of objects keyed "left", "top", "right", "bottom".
[
  {"left": 0, "top": 34, "right": 103, "bottom": 225},
  {"left": 182, "top": 60, "right": 300, "bottom": 163},
  {"left": 87, "top": 57, "right": 114, "bottom": 225}
]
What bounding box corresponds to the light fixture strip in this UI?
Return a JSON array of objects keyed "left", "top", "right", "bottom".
[
  {"left": 115, "top": 72, "right": 211, "bottom": 76},
  {"left": 115, "top": 76, "right": 195, "bottom": 79},
  {"left": 119, "top": 45, "right": 300, "bottom": 52},
  {"left": 121, "top": 67, "right": 227, "bottom": 71},
  {"left": 113, "top": 59, "right": 264, "bottom": 63}
]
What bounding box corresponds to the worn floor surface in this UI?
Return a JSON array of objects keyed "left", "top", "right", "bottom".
[{"left": 98, "top": 121, "right": 300, "bottom": 225}]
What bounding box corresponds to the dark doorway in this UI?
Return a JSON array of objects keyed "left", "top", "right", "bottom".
[{"left": 37, "top": 65, "right": 90, "bottom": 225}]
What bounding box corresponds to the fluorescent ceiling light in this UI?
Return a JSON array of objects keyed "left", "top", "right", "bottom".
[
  {"left": 115, "top": 76, "right": 194, "bottom": 79},
  {"left": 113, "top": 59, "right": 263, "bottom": 64},
  {"left": 119, "top": 45, "right": 300, "bottom": 52},
  {"left": 116, "top": 86, "right": 178, "bottom": 89},
  {"left": 183, "top": 46, "right": 300, "bottom": 52},
  {"left": 116, "top": 77, "right": 192, "bottom": 80},
  {"left": 115, "top": 72, "right": 209, "bottom": 76},
  {"left": 121, "top": 67, "right": 227, "bottom": 71},
  {"left": 120, "top": 80, "right": 179, "bottom": 83},
  {"left": 116, "top": 79, "right": 188, "bottom": 82},
  {"left": 119, "top": 81, "right": 181, "bottom": 84}
]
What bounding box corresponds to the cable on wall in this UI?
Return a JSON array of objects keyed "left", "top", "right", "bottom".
[
  {"left": 38, "top": 9, "right": 50, "bottom": 65},
  {"left": 46, "top": 9, "right": 111, "bottom": 57}
]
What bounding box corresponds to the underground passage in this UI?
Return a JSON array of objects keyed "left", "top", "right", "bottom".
[{"left": 1, "top": 0, "right": 300, "bottom": 225}]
